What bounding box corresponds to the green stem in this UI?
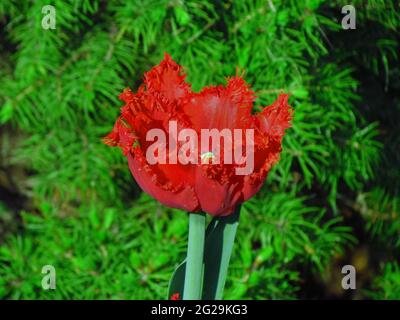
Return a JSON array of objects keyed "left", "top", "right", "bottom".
[{"left": 183, "top": 212, "right": 206, "bottom": 300}]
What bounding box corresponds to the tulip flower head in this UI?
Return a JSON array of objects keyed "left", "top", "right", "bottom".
[{"left": 104, "top": 53, "right": 292, "bottom": 216}]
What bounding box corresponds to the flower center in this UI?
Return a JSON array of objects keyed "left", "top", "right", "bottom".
[{"left": 200, "top": 151, "right": 215, "bottom": 164}]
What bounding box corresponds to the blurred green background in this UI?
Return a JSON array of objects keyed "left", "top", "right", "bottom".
[{"left": 0, "top": 0, "right": 399, "bottom": 299}]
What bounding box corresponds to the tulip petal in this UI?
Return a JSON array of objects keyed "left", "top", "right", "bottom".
[
  {"left": 127, "top": 152, "right": 200, "bottom": 212},
  {"left": 256, "top": 94, "right": 292, "bottom": 139},
  {"left": 183, "top": 76, "right": 255, "bottom": 131},
  {"left": 144, "top": 53, "right": 192, "bottom": 102},
  {"left": 241, "top": 94, "right": 293, "bottom": 200},
  {"left": 194, "top": 165, "right": 242, "bottom": 216}
]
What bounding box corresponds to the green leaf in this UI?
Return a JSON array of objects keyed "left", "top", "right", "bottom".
[
  {"left": 0, "top": 100, "right": 13, "bottom": 124},
  {"left": 174, "top": 6, "right": 191, "bottom": 26},
  {"left": 153, "top": 252, "right": 169, "bottom": 269},
  {"left": 202, "top": 206, "right": 240, "bottom": 300},
  {"left": 257, "top": 246, "right": 274, "bottom": 263},
  {"left": 167, "top": 259, "right": 186, "bottom": 300},
  {"left": 88, "top": 207, "right": 100, "bottom": 228},
  {"left": 129, "top": 251, "right": 141, "bottom": 268},
  {"left": 249, "top": 271, "right": 260, "bottom": 286},
  {"left": 103, "top": 208, "right": 115, "bottom": 230},
  {"left": 292, "top": 87, "right": 309, "bottom": 99}
]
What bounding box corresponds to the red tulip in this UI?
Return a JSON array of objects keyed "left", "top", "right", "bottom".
[{"left": 104, "top": 53, "right": 292, "bottom": 216}]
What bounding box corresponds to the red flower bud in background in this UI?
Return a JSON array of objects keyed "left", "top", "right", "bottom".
[
  {"left": 170, "top": 293, "right": 180, "bottom": 300},
  {"left": 104, "top": 53, "right": 292, "bottom": 216}
]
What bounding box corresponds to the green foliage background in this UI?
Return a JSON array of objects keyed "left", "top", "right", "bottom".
[{"left": 0, "top": 0, "right": 399, "bottom": 299}]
